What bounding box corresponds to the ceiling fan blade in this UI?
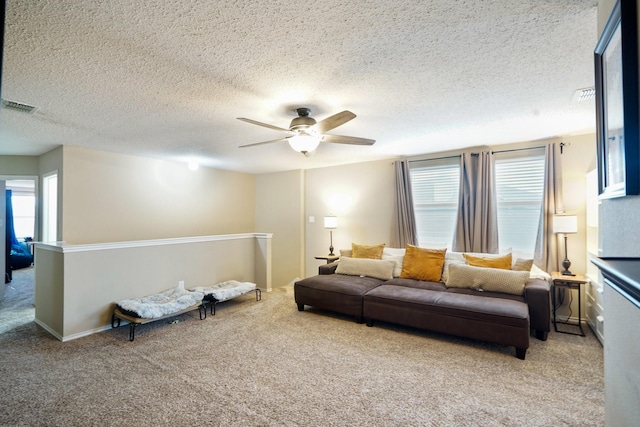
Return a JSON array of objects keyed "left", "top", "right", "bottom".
[
  {"left": 322, "top": 134, "right": 376, "bottom": 146},
  {"left": 239, "top": 137, "right": 290, "bottom": 148},
  {"left": 237, "top": 117, "right": 293, "bottom": 133},
  {"left": 311, "top": 110, "right": 356, "bottom": 133}
]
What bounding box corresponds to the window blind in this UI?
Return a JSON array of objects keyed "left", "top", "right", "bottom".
[
  {"left": 494, "top": 150, "right": 545, "bottom": 257},
  {"left": 410, "top": 157, "right": 460, "bottom": 248}
]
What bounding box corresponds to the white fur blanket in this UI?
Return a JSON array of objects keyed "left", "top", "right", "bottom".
[
  {"left": 116, "top": 284, "right": 204, "bottom": 319},
  {"left": 191, "top": 280, "right": 256, "bottom": 303}
]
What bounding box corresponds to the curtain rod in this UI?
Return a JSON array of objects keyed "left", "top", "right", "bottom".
[
  {"left": 492, "top": 145, "right": 547, "bottom": 154},
  {"left": 408, "top": 154, "right": 460, "bottom": 163},
  {"left": 409, "top": 142, "right": 559, "bottom": 163}
]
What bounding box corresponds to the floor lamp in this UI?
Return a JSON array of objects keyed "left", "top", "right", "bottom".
[
  {"left": 553, "top": 214, "right": 578, "bottom": 276},
  {"left": 324, "top": 216, "right": 337, "bottom": 256}
]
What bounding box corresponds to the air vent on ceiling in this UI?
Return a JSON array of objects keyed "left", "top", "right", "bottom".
[
  {"left": 573, "top": 87, "right": 595, "bottom": 102},
  {"left": 1, "top": 99, "right": 39, "bottom": 114}
]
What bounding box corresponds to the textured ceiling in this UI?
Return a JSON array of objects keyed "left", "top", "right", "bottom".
[{"left": 1, "top": 0, "right": 598, "bottom": 174}]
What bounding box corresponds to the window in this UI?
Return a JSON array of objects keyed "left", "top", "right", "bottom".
[
  {"left": 410, "top": 157, "right": 460, "bottom": 248},
  {"left": 43, "top": 172, "right": 58, "bottom": 242},
  {"left": 6, "top": 180, "right": 36, "bottom": 240},
  {"left": 494, "top": 149, "right": 545, "bottom": 257}
]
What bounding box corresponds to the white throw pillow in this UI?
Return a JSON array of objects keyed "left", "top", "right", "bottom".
[
  {"left": 530, "top": 264, "right": 552, "bottom": 280},
  {"left": 381, "top": 247, "right": 406, "bottom": 277}
]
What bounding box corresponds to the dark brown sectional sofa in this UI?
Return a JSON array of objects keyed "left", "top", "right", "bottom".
[{"left": 295, "top": 262, "right": 551, "bottom": 360}]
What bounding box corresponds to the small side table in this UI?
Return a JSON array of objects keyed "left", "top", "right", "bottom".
[
  {"left": 315, "top": 255, "right": 339, "bottom": 264},
  {"left": 551, "top": 272, "right": 587, "bottom": 336}
]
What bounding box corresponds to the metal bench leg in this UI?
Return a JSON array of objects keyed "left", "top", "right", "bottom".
[
  {"left": 129, "top": 323, "right": 137, "bottom": 341},
  {"left": 255, "top": 289, "right": 262, "bottom": 301},
  {"left": 111, "top": 312, "right": 121, "bottom": 329}
]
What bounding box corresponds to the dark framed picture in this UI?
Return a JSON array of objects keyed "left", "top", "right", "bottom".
[{"left": 594, "top": 0, "right": 640, "bottom": 198}]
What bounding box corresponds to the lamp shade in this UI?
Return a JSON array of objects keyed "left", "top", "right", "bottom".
[
  {"left": 288, "top": 134, "right": 320, "bottom": 153},
  {"left": 553, "top": 214, "right": 578, "bottom": 234},
  {"left": 324, "top": 215, "right": 337, "bottom": 229}
]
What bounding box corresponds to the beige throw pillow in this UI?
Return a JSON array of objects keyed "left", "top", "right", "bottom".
[
  {"left": 335, "top": 257, "right": 395, "bottom": 280},
  {"left": 512, "top": 258, "right": 534, "bottom": 272},
  {"left": 446, "top": 263, "right": 530, "bottom": 295}
]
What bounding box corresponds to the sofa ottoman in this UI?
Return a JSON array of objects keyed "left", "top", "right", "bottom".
[
  {"left": 363, "top": 284, "right": 530, "bottom": 359},
  {"left": 295, "top": 274, "right": 385, "bottom": 323}
]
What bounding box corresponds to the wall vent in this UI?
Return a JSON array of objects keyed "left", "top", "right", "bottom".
[
  {"left": 1, "top": 99, "right": 39, "bottom": 114},
  {"left": 573, "top": 87, "right": 595, "bottom": 102}
]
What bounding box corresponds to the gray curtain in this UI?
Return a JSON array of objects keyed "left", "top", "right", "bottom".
[
  {"left": 534, "top": 143, "right": 563, "bottom": 271},
  {"left": 452, "top": 151, "right": 499, "bottom": 253},
  {"left": 393, "top": 160, "right": 418, "bottom": 247}
]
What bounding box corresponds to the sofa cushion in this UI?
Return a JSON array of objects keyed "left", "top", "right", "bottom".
[
  {"left": 351, "top": 243, "right": 385, "bottom": 259},
  {"left": 383, "top": 277, "right": 446, "bottom": 292},
  {"left": 446, "top": 263, "right": 530, "bottom": 295},
  {"left": 463, "top": 252, "right": 512, "bottom": 270},
  {"left": 336, "top": 256, "right": 395, "bottom": 280},
  {"left": 364, "top": 285, "right": 529, "bottom": 327},
  {"left": 400, "top": 245, "right": 447, "bottom": 282},
  {"left": 295, "top": 274, "right": 385, "bottom": 321}
]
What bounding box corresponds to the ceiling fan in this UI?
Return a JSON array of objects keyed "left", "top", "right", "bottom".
[{"left": 237, "top": 107, "right": 375, "bottom": 155}]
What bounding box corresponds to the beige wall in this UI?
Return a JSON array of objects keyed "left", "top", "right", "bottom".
[
  {"left": 303, "top": 159, "right": 397, "bottom": 278},
  {"left": 293, "top": 134, "right": 596, "bottom": 280},
  {"left": 255, "top": 170, "right": 304, "bottom": 287},
  {"left": 0, "top": 155, "right": 39, "bottom": 175},
  {"left": 38, "top": 147, "right": 64, "bottom": 240},
  {"left": 35, "top": 233, "right": 271, "bottom": 340},
  {"left": 60, "top": 146, "right": 255, "bottom": 244},
  {"left": 34, "top": 248, "right": 65, "bottom": 336},
  {"left": 558, "top": 133, "right": 597, "bottom": 277}
]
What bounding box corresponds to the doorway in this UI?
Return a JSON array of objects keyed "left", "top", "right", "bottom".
[{"left": 1, "top": 178, "right": 37, "bottom": 333}]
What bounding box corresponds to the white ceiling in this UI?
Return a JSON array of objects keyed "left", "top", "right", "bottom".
[{"left": 1, "top": 0, "right": 598, "bottom": 174}]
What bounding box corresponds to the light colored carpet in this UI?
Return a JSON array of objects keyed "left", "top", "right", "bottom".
[
  {"left": 0, "top": 269, "right": 604, "bottom": 426},
  {"left": 0, "top": 266, "right": 35, "bottom": 335}
]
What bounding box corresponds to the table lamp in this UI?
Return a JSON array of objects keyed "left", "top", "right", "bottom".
[
  {"left": 553, "top": 214, "right": 578, "bottom": 276},
  {"left": 324, "top": 215, "right": 337, "bottom": 256}
]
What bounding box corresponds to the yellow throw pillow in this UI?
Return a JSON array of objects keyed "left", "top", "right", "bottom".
[
  {"left": 351, "top": 243, "right": 385, "bottom": 259},
  {"left": 399, "top": 245, "right": 447, "bottom": 282},
  {"left": 463, "top": 253, "right": 512, "bottom": 270}
]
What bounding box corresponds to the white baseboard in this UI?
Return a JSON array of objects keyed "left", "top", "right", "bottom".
[{"left": 34, "top": 319, "right": 114, "bottom": 342}]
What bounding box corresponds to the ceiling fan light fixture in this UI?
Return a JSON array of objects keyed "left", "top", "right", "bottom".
[{"left": 288, "top": 134, "right": 320, "bottom": 154}]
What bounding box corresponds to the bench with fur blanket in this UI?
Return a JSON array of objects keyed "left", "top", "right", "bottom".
[
  {"left": 191, "top": 280, "right": 261, "bottom": 315},
  {"left": 111, "top": 284, "right": 206, "bottom": 341}
]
